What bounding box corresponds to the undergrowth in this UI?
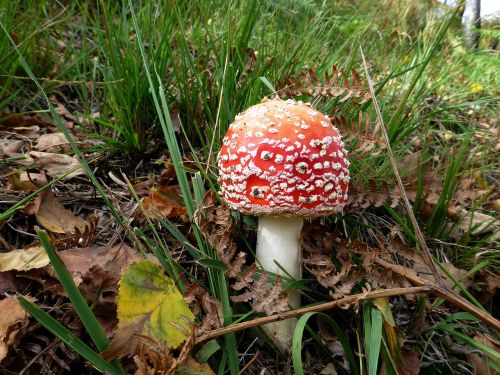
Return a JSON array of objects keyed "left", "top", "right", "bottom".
[{"left": 0, "top": 0, "right": 498, "bottom": 374}]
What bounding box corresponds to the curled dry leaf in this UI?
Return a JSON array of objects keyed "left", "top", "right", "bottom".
[
  {"left": 35, "top": 132, "right": 75, "bottom": 153},
  {"left": 35, "top": 190, "right": 89, "bottom": 234},
  {"left": 28, "top": 151, "right": 85, "bottom": 180},
  {"left": 140, "top": 186, "right": 187, "bottom": 220},
  {"left": 0, "top": 296, "right": 34, "bottom": 362},
  {"left": 7, "top": 171, "right": 47, "bottom": 192},
  {"left": 6, "top": 170, "right": 47, "bottom": 215},
  {"left": 0, "top": 246, "right": 49, "bottom": 272}
]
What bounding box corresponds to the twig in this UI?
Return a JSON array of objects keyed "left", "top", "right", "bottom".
[
  {"left": 359, "top": 47, "right": 446, "bottom": 289},
  {"left": 238, "top": 350, "right": 260, "bottom": 375},
  {"left": 374, "top": 257, "right": 500, "bottom": 331},
  {"left": 195, "top": 286, "right": 429, "bottom": 344}
]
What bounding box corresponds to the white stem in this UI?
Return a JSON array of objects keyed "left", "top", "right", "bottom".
[{"left": 256, "top": 216, "right": 303, "bottom": 352}]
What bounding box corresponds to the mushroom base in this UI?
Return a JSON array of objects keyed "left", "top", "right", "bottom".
[{"left": 256, "top": 216, "right": 303, "bottom": 351}]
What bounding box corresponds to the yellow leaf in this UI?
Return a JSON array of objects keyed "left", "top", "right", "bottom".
[
  {"left": 470, "top": 82, "right": 484, "bottom": 93},
  {"left": 116, "top": 260, "right": 194, "bottom": 349}
]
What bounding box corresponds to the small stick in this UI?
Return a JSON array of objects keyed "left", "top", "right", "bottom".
[
  {"left": 195, "top": 286, "right": 429, "bottom": 344},
  {"left": 374, "top": 257, "right": 500, "bottom": 332},
  {"left": 359, "top": 47, "right": 446, "bottom": 289}
]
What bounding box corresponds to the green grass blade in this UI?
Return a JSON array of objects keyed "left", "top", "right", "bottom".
[
  {"left": 37, "top": 230, "right": 124, "bottom": 374},
  {"left": 363, "top": 302, "right": 382, "bottom": 375},
  {"left": 17, "top": 296, "right": 120, "bottom": 375},
  {"left": 293, "top": 312, "right": 359, "bottom": 375}
]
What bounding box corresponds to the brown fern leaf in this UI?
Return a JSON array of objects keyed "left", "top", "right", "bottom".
[
  {"left": 48, "top": 216, "right": 98, "bottom": 250},
  {"left": 302, "top": 224, "right": 409, "bottom": 300},
  {"left": 195, "top": 191, "right": 289, "bottom": 316},
  {"left": 276, "top": 66, "right": 371, "bottom": 104},
  {"left": 331, "top": 112, "right": 386, "bottom": 156},
  {"left": 347, "top": 179, "right": 401, "bottom": 209}
]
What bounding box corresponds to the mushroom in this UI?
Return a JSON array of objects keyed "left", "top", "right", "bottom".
[{"left": 217, "top": 98, "right": 350, "bottom": 351}]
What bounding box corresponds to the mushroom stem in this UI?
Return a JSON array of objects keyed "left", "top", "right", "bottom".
[{"left": 256, "top": 216, "right": 303, "bottom": 351}]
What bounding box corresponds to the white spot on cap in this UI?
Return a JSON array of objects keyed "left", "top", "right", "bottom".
[
  {"left": 260, "top": 151, "right": 273, "bottom": 160},
  {"left": 296, "top": 162, "right": 308, "bottom": 174}
]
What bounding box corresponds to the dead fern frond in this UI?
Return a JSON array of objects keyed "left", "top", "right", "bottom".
[
  {"left": 331, "top": 112, "right": 386, "bottom": 156},
  {"left": 347, "top": 179, "right": 401, "bottom": 209},
  {"left": 194, "top": 192, "right": 289, "bottom": 317},
  {"left": 46, "top": 216, "right": 98, "bottom": 250},
  {"left": 276, "top": 66, "right": 371, "bottom": 104}
]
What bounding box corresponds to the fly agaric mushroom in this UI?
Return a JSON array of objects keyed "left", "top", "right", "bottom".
[{"left": 217, "top": 98, "right": 350, "bottom": 351}]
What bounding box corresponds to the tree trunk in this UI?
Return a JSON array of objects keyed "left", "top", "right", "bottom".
[{"left": 462, "top": 0, "right": 481, "bottom": 50}]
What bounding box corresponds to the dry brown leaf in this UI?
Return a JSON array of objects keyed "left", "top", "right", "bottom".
[
  {"left": 141, "top": 186, "right": 187, "bottom": 220},
  {"left": 400, "top": 348, "right": 421, "bottom": 375},
  {"left": 7, "top": 171, "right": 47, "bottom": 192},
  {"left": 0, "top": 296, "right": 33, "bottom": 362},
  {"left": 28, "top": 151, "right": 85, "bottom": 179},
  {"left": 320, "top": 363, "right": 338, "bottom": 375},
  {"left": 477, "top": 271, "right": 500, "bottom": 306},
  {"left": 35, "top": 132, "right": 75, "bottom": 152},
  {"left": 0, "top": 246, "right": 49, "bottom": 272},
  {"left": 0, "top": 139, "right": 25, "bottom": 157},
  {"left": 0, "top": 272, "right": 19, "bottom": 294},
  {"left": 50, "top": 95, "right": 75, "bottom": 128},
  {"left": 35, "top": 190, "right": 89, "bottom": 234},
  {"left": 452, "top": 208, "right": 500, "bottom": 241}
]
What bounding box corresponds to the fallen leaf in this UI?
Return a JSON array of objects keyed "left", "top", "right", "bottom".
[
  {"left": 28, "top": 151, "right": 85, "bottom": 179},
  {"left": 28, "top": 243, "right": 142, "bottom": 293},
  {"left": 0, "top": 139, "right": 25, "bottom": 157},
  {"left": 7, "top": 171, "right": 47, "bottom": 192},
  {"left": 50, "top": 95, "right": 75, "bottom": 128},
  {"left": 141, "top": 186, "right": 187, "bottom": 220},
  {"left": 35, "top": 132, "right": 75, "bottom": 152},
  {"left": 0, "top": 296, "right": 33, "bottom": 362},
  {"left": 477, "top": 271, "right": 500, "bottom": 306},
  {"left": 319, "top": 363, "right": 338, "bottom": 375},
  {"left": 0, "top": 246, "right": 49, "bottom": 272},
  {"left": 35, "top": 190, "right": 89, "bottom": 234},
  {"left": 453, "top": 208, "right": 500, "bottom": 241},
  {"left": 401, "top": 348, "right": 421, "bottom": 375},
  {"left": 103, "top": 260, "right": 194, "bottom": 359},
  {"left": 0, "top": 272, "right": 19, "bottom": 294}
]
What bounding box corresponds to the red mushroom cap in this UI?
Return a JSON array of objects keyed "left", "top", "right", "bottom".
[{"left": 217, "top": 98, "right": 350, "bottom": 217}]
